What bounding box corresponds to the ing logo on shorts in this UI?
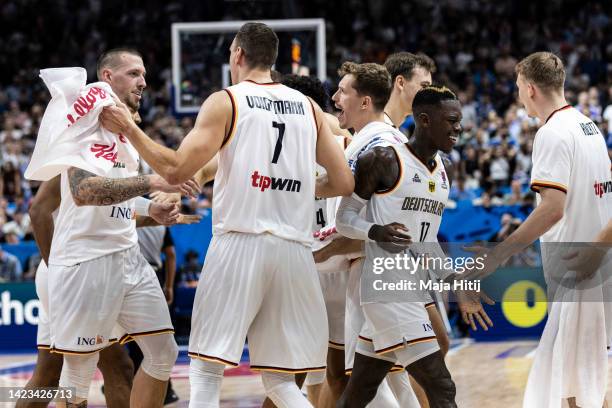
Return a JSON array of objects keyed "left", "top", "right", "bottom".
[{"left": 77, "top": 335, "right": 104, "bottom": 346}]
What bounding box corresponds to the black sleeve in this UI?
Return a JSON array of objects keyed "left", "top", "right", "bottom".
[{"left": 162, "top": 228, "right": 174, "bottom": 249}]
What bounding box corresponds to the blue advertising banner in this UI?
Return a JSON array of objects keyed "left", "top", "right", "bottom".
[{"left": 0, "top": 282, "right": 39, "bottom": 350}]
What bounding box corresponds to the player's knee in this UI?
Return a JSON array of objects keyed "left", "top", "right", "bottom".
[
  {"left": 437, "top": 374, "right": 456, "bottom": 402},
  {"left": 140, "top": 335, "right": 178, "bottom": 381},
  {"left": 34, "top": 350, "right": 63, "bottom": 385},
  {"left": 160, "top": 336, "right": 179, "bottom": 364},
  {"left": 327, "top": 370, "right": 348, "bottom": 394},
  {"left": 413, "top": 353, "right": 456, "bottom": 403},
  {"left": 326, "top": 360, "right": 346, "bottom": 382},
  {"left": 305, "top": 370, "right": 326, "bottom": 387},
  {"left": 261, "top": 371, "right": 310, "bottom": 407},
  {"left": 98, "top": 345, "right": 134, "bottom": 384},
  {"left": 60, "top": 353, "right": 99, "bottom": 400},
  {"left": 437, "top": 334, "right": 450, "bottom": 357}
]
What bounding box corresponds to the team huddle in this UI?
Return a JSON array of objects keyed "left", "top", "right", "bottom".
[{"left": 17, "top": 22, "right": 612, "bottom": 408}]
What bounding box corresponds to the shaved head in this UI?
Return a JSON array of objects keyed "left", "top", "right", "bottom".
[{"left": 96, "top": 48, "right": 142, "bottom": 80}]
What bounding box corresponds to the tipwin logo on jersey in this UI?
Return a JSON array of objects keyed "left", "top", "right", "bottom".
[
  {"left": 594, "top": 180, "right": 612, "bottom": 198},
  {"left": 251, "top": 171, "right": 301, "bottom": 193}
]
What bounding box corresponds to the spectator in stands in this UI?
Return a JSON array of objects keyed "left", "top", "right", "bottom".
[
  {"left": 603, "top": 86, "right": 612, "bottom": 129},
  {"left": 1, "top": 210, "right": 30, "bottom": 243},
  {"left": 449, "top": 176, "right": 478, "bottom": 202},
  {"left": 517, "top": 192, "right": 535, "bottom": 220},
  {"left": 460, "top": 145, "right": 480, "bottom": 183},
  {"left": 0, "top": 244, "right": 22, "bottom": 282},
  {"left": 503, "top": 180, "right": 524, "bottom": 206},
  {"left": 178, "top": 250, "right": 202, "bottom": 287},
  {"left": 23, "top": 251, "right": 41, "bottom": 280},
  {"left": 0, "top": 161, "right": 22, "bottom": 201},
  {"left": 489, "top": 145, "right": 511, "bottom": 187},
  {"left": 490, "top": 213, "right": 522, "bottom": 242},
  {"left": 588, "top": 86, "right": 603, "bottom": 123}
]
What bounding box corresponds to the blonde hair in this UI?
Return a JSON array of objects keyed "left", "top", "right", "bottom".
[{"left": 515, "top": 52, "right": 565, "bottom": 93}]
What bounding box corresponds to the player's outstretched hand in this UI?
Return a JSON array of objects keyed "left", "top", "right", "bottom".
[
  {"left": 456, "top": 289, "right": 495, "bottom": 331},
  {"left": 150, "top": 202, "right": 180, "bottom": 226},
  {"left": 151, "top": 191, "right": 182, "bottom": 205},
  {"left": 461, "top": 245, "right": 502, "bottom": 280},
  {"left": 163, "top": 286, "right": 174, "bottom": 305},
  {"left": 176, "top": 213, "right": 202, "bottom": 225},
  {"left": 151, "top": 175, "right": 200, "bottom": 198},
  {"left": 99, "top": 95, "right": 134, "bottom": 135},
  {"left": 368, "top": 223, "right": 412, "bottom": 253},
  {"left": 178, "top": 178, "right": 201, "bottom": 197},
  {"left": 314, "top": 225, "right": 338, "bottom": 242}
]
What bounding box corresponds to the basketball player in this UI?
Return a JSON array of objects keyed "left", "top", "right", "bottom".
[
  {"left": 310, "top": 61, "right": 422, "bottom": 408},
  {"left": 384, "top": 51, "right": 454, "bottom": 408},
  {"left": 383, "top": 52, "right": 436, "bottom": 128},
  {"left": 462, "top": 52, "right": 611, "bottom": 408},
  {"left": 99, "top": 22, "right": 353, "bottom": 408},
  {"left": 335, "top": 86, "right": 493, "bottom": 408},
  {"left": 19, "top": 169, "right": 189, "bottom": 408},
  {"left": 40, "top": 48, "right": 201, "bottom": 408}
]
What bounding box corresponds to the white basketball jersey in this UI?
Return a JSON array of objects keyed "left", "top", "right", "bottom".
[
  {"left": 367, "top": 144, "right": 449, "bottom": 243},
  {"left": 213, "top": 80, "right": 318, "bottom": 245},
  {"left": 49, "top": 162, "right": 138, "bottom": 266},
  {"left": 530, "top": 106, "right": 612, "bottom": 243}
]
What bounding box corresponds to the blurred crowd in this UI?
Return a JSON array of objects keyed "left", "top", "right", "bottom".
[{"left": 1, "top": 0, "right": 612, "bottom": 277}]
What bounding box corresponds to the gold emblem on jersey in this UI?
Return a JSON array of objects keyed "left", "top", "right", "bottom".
[{"left": 428, "top": 181, "right": 436, "bottom": 193}]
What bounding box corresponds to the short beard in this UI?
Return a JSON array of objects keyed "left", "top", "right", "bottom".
[{"left": 126, "top": 99, "right": 140, "bottom": 112}]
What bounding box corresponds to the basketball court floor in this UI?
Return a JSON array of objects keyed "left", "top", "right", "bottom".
[{"left": 1, "top": 340, "right": 611, "bottom": 407}]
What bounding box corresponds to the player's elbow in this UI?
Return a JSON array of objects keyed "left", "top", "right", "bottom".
[
  {"left": 71, "top": 193, "right": 88, "bottom": 207},
  {"left": 28, "top": 201, "right": 42, "bottom": 220},
  {"left": 334, "top": 172, "right": 355, "bottom": 197},
  {"left": 340, "top": 178, "right": 355, "bottom": 197},
  {"left": 163, "top": 169, "right": 186, "bottom": 186},
  {"left": 335, "top": 210, "right": 351, "bottom": 236},
  {"left": 548, "top": 205, "right": 564, "bottom": 224}
]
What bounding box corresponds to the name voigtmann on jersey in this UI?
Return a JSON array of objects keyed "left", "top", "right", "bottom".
[{"left": 246, "top": 96, "right": 306, "bottom": 115}]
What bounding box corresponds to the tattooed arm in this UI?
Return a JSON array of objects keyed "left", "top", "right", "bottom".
[
  {"left": 67, "top": 167, "right": 196, "bottom": 206},
  {"left": 68, "top": 167, "right": 152, "bottom": 206}
]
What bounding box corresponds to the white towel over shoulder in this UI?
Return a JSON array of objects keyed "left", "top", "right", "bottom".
[{"left": 25, "top": 67, "right": 139, "bottom": 181}]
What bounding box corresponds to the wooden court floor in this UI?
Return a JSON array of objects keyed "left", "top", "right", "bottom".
[{"left": 1, "top": 341, "right": 611, "bottom": 407}]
